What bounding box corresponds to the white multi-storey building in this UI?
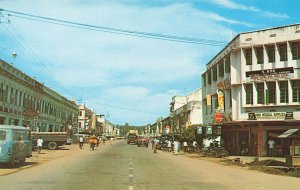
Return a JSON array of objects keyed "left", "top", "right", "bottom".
[
  {"left": 170, "top": 88, "right": 202, "bottom": 133},
  {"left": 202, "top": 24, "right": 300, "bottom": 156}
]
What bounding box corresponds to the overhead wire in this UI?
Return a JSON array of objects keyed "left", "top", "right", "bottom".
[
  {"left": 2, "top": 24, "right": 51, "bottom": 75},
  {"left": 0, "top": 8, "right": 228, "bottom": 46}
]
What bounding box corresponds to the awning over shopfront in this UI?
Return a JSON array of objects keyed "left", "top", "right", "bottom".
[{"left": 278, "top": 129, "right": 299, "bottom": 138}]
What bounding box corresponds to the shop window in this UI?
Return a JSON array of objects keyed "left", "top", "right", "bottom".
[
  {"left": 256, "top": 83, "right": 264, "bottom": 104},
  {"left": 0, "top": 83, "right": 3, "bottom": 102},
  {"left": 292, "top": 80, "right": 300, "bottom": 102},
  {"left": 245, "top": 84, "right": 253, "bottom": 104},
  {"left": 213, "top": 66, "right": 217, "bottom": 81},
  {"left": 229, "top": 90, "right": 232, "bottom": 108},
  {"left": 225, "top": 57, "right": 231, "bottom": 73},
  {"left": 279, "top": 81, "right": 289, "bottom": 103},
  {"left": 255, "top": 46, "right": 264, "bottom": 64},
  {"left": 291, "top": 41, "right": 300, "bottom": 60},
  {"left": 244, "top": 48, "right": 252, "bottom": 65},
  {"left": 19, "top": 91, "right": 22, "bottom": 107},
  {"left": 266, "top": 82, "right": 276, "bottom": 104},
  {"left": 278, "top": 43, "right": 287, "bottom": 61},
  {"left": 15, "top": 89, "right": 18, "bottom": 106},
  {"left": 5, "top": 85, "right": 8, "bottom": 103},
  {"left": 218, "top": 61, "right": 224, "bottom": 77},
  {"left": 266, "top": 45, "right": 275, "bottom": 63},
  {"left": 202, "top": 75, "right": 206, "bottom": 86},
  {"left": 207, "top": 70, "right": 212, "bottom": 85}
]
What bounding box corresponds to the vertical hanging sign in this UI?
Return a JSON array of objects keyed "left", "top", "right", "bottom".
[
  {"left": 206, "top": 94, "right": 211, "bottom": 106},
  {"left": 217, "top": 89, "right": 224, "bottom": 111}
]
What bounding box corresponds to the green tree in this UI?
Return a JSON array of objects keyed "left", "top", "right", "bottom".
[{"left": 180, "top": 125, "right": 197, "bottom": 142}]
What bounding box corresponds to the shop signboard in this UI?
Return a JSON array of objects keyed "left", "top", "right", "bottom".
[
  {"left": 217, "top": 89, "right": 224, "bottom": 111},
  {"left": 215, "top": 112, "right": 223, "bottom": 123},
  {"left": 197, "top": 126, "right": 202, "bottom": 134},
  {"left": 213, "top": 126, "right": 222, "bottom": 136},
  {"left": 248, "top": 112, "right": 294, "bottom": 120},
  {"left": 206, "top": 94, "right": 211, "bottom": 106},
  {"left": 246, "top": 67, "right": 294, "bottom": 82},
  {"left": 206, "top": 126, "right": 212, "bottom": 135}
]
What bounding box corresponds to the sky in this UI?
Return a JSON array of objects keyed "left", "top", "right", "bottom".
[{"left": 0, "top": 0, "right": 299, "bottom": 126}]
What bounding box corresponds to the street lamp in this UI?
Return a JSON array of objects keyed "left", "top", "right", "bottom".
[{"left": 0, "top": 46, "right": 17, "bottom": 58}]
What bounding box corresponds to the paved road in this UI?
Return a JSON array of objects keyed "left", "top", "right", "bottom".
[{"left": 0, "top": 141, "right": 299, "bottom": 190}]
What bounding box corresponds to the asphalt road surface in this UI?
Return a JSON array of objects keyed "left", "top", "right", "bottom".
[{"left": 0, "top": 141, "right": 299, "bottom": 190}]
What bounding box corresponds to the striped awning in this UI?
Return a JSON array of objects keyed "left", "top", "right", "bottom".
[{"left": 278, "top": 129, "right": 299, "bottom": 138}]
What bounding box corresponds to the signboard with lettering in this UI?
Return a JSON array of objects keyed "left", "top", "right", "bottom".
[
  {"left": 246, "top": 67, "right": 294, "bottom": 82},
  {"left": 206, "top": 94, "right": 211, "bottom": 106},
  {"left": 217, "top": 89, "right": 224, "bottom": 111},
  {"left": 197, "top": 126, "right": 202, "bottom": 134},
  {"left": 206, "top": 126, "right": 212, "bottom": 135},
  {"left": 215, "top": 112, "right": 223, "bottom": 123},
  {"left": 248, "top": 112, "right": 294, "bottom": 120}
]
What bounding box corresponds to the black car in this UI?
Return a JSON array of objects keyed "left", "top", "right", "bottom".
[{"left": 127, "top": 133, "right": 137, "bottom": 144}]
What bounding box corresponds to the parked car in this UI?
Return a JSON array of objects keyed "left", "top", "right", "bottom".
[{"left": 137, "top": 136, "right": 149, "bottom": 147}]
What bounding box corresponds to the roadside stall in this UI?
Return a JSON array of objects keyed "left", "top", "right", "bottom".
[{"left": 278, "top": 129, "right": 300, "bottom": 167}]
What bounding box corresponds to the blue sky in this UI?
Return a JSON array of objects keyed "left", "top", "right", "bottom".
[{"left": 0, "top": 0, "right": 299, "bottom": 125}]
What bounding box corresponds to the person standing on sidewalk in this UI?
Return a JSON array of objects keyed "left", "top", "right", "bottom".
[
  {"left": 268, "top": 139, "right": 275, "bottom": 157},
  {"left": 37, "top": 136, "right": 43, "bottom": 154}
]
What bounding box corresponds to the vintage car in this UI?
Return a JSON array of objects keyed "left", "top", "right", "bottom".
[
  {"left": 0, "top": 125, "right": 32, "bottom": 167},
  {"left": 127, "top": 133, "right": 137, "bottom": 144},
  {"left": 137, "top": 136, "right": 149, "bottom": 147}
]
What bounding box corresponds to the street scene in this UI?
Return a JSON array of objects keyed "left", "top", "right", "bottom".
[
  {"left": 1, "top": 1, "right": 300, "bottom": 190},
  {"left": 1, "top": 141, "right": 300, "bottom": 190}
]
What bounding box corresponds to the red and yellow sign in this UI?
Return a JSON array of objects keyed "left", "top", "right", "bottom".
[{"left": 215, "top": 112, "right": 223, "bottom": 123}]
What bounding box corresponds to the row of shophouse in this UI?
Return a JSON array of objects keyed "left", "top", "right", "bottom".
[
  {"left": 147, "top": 24, "right": 300, "bottom": 157},
  {"left": 0, "top": 59, "right": 118, "bottom": 138}
]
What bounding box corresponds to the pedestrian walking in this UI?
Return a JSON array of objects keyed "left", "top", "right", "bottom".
[
  {"left": 110, "top": 136, "right": 114, "bottom": 145},
  {"left": 79, "top": 136, "right": 84, "bottom": 149},
  {"left": 153, "top": 138, "right": 159, "bottom": 153},
  {"left": 183, "top": 140, "right": 188, "bottom": 153},
  {"left": 103, "top": 137, "right": 106, "bottom": 145},
  {"left": 96, "top": 136, "right": 100, "bottom": 147},
  {"left": 173, "top": 140, "right": 179, "bottom": 155},
  {"left": 37, "top": 136, "right": 43, "bottom": 154},
  {"left": 167, "top": 139, "right": 172, "bottom": 152}
]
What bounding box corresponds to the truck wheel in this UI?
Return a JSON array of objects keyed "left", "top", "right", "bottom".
[
  {"left": 10, "top": 159, "right": 17, "bottom": 168},
  {"left": 19, "top": 158, "right": 26, "bottom": 166},
  {"left": 48, "top": 142, "right": 58, "bottom": 150}
]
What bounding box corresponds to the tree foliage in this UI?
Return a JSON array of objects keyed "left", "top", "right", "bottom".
[{"left": 180, "top": 125, "right": 197, "bottom": 142}]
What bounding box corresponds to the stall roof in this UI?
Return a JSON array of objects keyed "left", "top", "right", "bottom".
[{"left": 278, "top": 129, "right": 299, "bottom": 138}]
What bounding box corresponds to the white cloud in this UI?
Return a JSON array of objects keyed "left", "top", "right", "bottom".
[
  {"left": 210, "top": 0, "right": 289, "bottom": 19},
  {"left": 0, "top": 0, "right": 243, "bottom": 125}
]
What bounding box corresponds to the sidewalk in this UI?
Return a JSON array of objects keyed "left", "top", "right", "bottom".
[
  {"left": 0, "top": 142, "right": 107, "bottom": 176},
  {"left": 225, "top": 156, "right": 286, "bottom": 164}
]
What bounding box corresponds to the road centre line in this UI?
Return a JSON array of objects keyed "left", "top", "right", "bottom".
[{"left": 128, "top": 157, "right": 134, "bottom": 190}]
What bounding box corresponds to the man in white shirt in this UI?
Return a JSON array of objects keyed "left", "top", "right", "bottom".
[
  {"left": 79, "top": 136, "right": 84, "bottom": 149},
  {"left": 183, "top": 141, "right": 188, "bottom": 153},
  {"left": 268, "top": 139, "right": 275, "bottom": 157},
  {"left": 37, "top": 136, "right": 43, "bottom": 154}
]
